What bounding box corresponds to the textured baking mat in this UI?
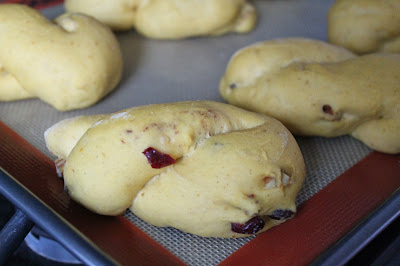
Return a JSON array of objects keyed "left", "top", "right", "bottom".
[
  {"left": 0, "top": 0, "right": 383, "bottom": 265},
  {"left": 4, "top": 121, "right": 400, "bottom": 266},
  {"left": 123, "top": 136, "right": 371, "bottom": 265}
]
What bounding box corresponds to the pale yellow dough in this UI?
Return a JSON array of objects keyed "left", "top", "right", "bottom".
[
  {"left": 220, "top": 38, "right": 400, "bottom": 154},
  {"left": 0, "top": 4, "right": 123, "bottom": 111},
  {"left": 45, "top": 101, "right": 305, "bottom": 238},
  {"left": 0, "top": 68, "right": 33, "bottom": 101},
  {"left": 65, "top": 0, "right": 257, "bottom": 39},
  {"left": 328, "top": 0, "right": 400, "bottom": 54}
]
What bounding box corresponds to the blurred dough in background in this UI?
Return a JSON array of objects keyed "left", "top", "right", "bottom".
[
  {"left": 328, "top": 0, "right": 400, "bottom": 54},
  {"left": 0, "top": 4, "right": 123, "bottom": 111},
  {"left": 65, "top": 0, "right": 257, "bottom": 39},
  {"left": 219, "top": 38, "right": 400, "bottom": 154}
]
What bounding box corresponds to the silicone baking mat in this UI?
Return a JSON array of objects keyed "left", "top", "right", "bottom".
[{"left": 1, "top": 1, "right": 400, "bottom": 265}]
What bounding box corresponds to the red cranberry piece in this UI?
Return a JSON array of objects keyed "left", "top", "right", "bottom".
[
  {"left": 231, "top": 216, "right": 265, "bottom": 234},
  {"left": 322, "top": 104, "right": 334, "bottom": 115},
  {"left": 142, "top": 147, "right": 176, "bottom": 169},
  {"left": 268, "top": 209, "right": 295, "bottom": 220}
]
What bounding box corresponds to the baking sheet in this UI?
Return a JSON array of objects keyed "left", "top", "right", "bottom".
[
  {"left": 1, "top": 0, "right": 396, "bottom": 265},
  {"left": 1, "top": 0, "right": 343, "bottom": 158}
]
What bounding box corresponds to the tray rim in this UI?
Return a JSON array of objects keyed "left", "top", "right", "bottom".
[
  {"left": 0, "top": 168, "right": 116, "bottom": 266},
  {"left": 312, "top": 187, "right": 400, "bottom": 265}
]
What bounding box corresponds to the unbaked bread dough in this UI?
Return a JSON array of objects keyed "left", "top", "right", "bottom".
[
  {"left": 220, "top": 38, "right": 400, "bottom": 154},
  {"left": 0, "top": 4, "right": 123, "bottom": 111},
  {"left": 65, "top": 0, "right": 257, "bottom": 39},
  {"left": 328, "top": 0, "right": 400, "bottom": 54},
  {"left": 45, "top": 101, "right": 305, "bottom": 238},
  {"left": 0, "top": 68, "right": 33, "bottom": 101}
]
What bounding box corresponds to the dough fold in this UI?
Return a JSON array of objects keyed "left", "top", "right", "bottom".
[
  {"left": 220, "top": 38, "right": 400, "bottom": 154},
  {"left": 328, "top": 0, "right": 400, "bottom": 54},
  {"left": 0, "top": 4, "right": 123, "bottom": 111},
  {"left": 45, "top": 101, "right": 305, "bottom": 237},
  {"left": 65, "top": 0, "right": 257, "bottom": 39}
]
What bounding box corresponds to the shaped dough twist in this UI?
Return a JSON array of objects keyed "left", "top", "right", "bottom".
[
  {"left": 328, "top": 0, "right": 400, "bottom": 54},
  {"left": 65, "top": 0, "right": 257, "bottom": 39},
  {"left": 45, "top": 101, "right": 305, "bottom": 237},
  {"left": 220, "top": 38, "right": 400, "bottom": 154},
  {"left": 0, "top": 4, "right": 123, "bottom": 111}
]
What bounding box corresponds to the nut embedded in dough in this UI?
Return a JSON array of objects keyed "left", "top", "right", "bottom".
[
  {"left": 65, "top": 0, "right": 257, "bottom": 39},
  {"left": 0, "top": 4, "right": 123, "bottom": 111},
  {"left": 44, "top": 101, "right": 305, "bottom": 238},
  {"left": 219, "top": 38, "right": 400, "bottom": 154}
]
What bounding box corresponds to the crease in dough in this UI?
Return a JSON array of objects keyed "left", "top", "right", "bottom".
[
  {"left": 220, "top": 38, "right": 400, "bottom": 154},
  {"left": 65, "top": 0, "right": 257, "bottom": 39},
  {"left": 45, "top": 101, "right": 305, "bottom": 237},
  {"left": 0, "top": 4, "right": 123, "bottom": 111}
]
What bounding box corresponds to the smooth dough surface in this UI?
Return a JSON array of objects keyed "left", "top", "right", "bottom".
[
  {"left": 45, "top": 101, "right": 305, "bottom": 238},
  {"left": 0, "top": 4, "right": 123, "bottom": 111},
  {"left": 220, "top": 38, "right": 400, "bottom": 154},
  {"left": 0, "top": 69, "right": 33, "bottom": 101},
  {"left": 65, "top": 0, "right": 257, "bottom": 39},
  {"left": 328, "top": 0, "right": 400, "bottom": 54}
]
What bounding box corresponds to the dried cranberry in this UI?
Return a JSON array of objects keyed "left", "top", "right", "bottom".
[
  {"left": 322, "top": 104, "right": 334, "bottom": 115},
  {"left": 268, "top": 209, "right": 294, "bottom": 220},
  {"left": 231, "top": 216, "right": 265, "bottom": 234},
  {"left": 142, "top": 147, "right": 176, "bottom": 169}
]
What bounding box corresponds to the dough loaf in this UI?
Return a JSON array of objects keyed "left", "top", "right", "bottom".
[
  {"left": 328, "top": 0, "right": 400, "bottom": 54},
  {"left": 45, "top": 101, "right": 305, "bottom": 238},
  {"left": 220, "top": 38, "right": 400, "bottom": 154},
  {"left": 65, "top": 0, "right": 257, "bottom": 39},
  {"left": 0, "top": 4, "right": 123, "bottom": 111}
]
